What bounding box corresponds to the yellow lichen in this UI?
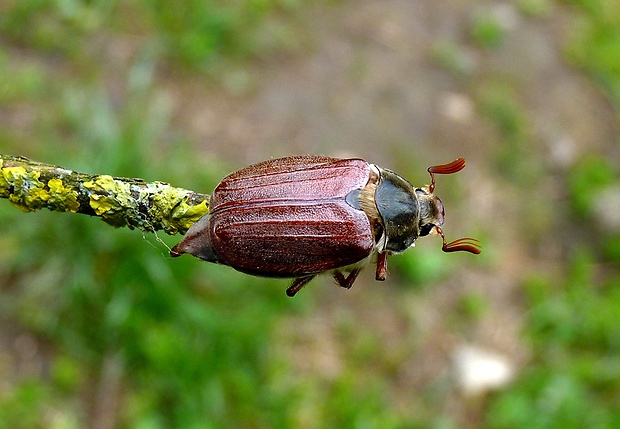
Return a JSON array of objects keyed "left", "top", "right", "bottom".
[
  {"left": 150, "top": 186, "right": 209, "bottom": 233},
  {"left": 83, "top": 175, "right": 136, "bottom": 227},
  {"left": 24, "top": 186, "right": 51, "bottom": 207},
  {"left": 173, "top": 200, "right": 209, "bottom": 231},
  {"left": 47, "top": 178, "right": 80, "bottom": 213},
  {"left": 2, "top": 166, "right": 49, "bottom": 212},
  {"left": 83, "top": 175, "right": 135, "bottom": 215},
  {"left": 0, "top": 161, "right": 9, "bottom": 197},
  {"left": 0, "top": 158, "right": 209, "bottom": 233}
]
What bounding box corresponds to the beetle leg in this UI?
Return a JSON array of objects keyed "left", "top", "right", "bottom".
[
  {"left": 333, "top": 269, "right": 361, "bottom": 289},
  {"left": 375, "top": 252, "right": 388, "bottom": 281},
  {"left": 286, "top": 276, "right": 315, "bottom": 297}
]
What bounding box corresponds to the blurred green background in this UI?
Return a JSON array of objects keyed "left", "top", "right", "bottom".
[{"left": 0, "top": 0, "right": 619, "bottom": 428}]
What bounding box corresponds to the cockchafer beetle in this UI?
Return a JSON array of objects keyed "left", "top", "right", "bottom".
[{"left": 171, "top": 156, "right": 480, "bottom": 296}]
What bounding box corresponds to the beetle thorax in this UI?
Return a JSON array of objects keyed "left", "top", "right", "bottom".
[
  {"left": 359, "top": 165, "right": 421, "bottom": 254},
  {"left": 351, "top": 165, "right": 450, "bottom": 254}
]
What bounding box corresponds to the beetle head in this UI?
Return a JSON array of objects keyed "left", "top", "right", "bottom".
[
  {"left": 422, "top": 158, "right": 481, "bottom": 254},
  {"left": 416, "top": 187, "right": 445, "bottom": 237}
]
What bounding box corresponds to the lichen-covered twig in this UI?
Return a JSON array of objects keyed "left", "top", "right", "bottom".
[{"left": 0, "top": 155, "right": 209, "bottom": 235}]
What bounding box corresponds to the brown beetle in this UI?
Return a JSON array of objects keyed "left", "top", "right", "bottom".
[{"left": 171, "top": 156, "right": 480, "bottom": 296}]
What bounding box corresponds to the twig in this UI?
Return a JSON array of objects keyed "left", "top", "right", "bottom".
[{"left": 0, "top": 155, "right": 209, "bottom": 235}]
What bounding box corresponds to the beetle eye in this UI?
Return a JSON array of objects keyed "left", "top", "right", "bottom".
[{"left": 419, "top": 223, "right": 435, "bottom": 237}]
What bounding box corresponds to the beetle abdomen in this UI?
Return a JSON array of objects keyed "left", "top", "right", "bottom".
[
  {"left": 203, "top": 156, "right": 374, "bottom": 277},
  {"left": 202, "top": 156, "right": 374, "bottom": 277},
  {"left": 210, "top": 200, "right": 373, "bottom": 277},
  {"left": 171, "top": 156, "right": 376, "bottom": 277}
]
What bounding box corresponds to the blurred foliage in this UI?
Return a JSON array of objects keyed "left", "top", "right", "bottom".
[
  {"left": 0, "top": 72, "right": 305, "bottom": 427},
  {"left": 143, "top": 0, "right": 301, "bottom": 69},
  {"left": 476, "top": 82, "right": 544, "bottom": 185},
  {"left": 0, "top": 2, "right": 310, "bottom": 428},
  {"left": 517, "top": 0, "right": 552, "bottom": 18},
  {"left": 567, "top": 155, "right": 617, "bottom": 218},
  {"left": 482, "top": 115, "right": 620, "bottom": 429},
  {"left": 0, "top": 0, "right": 302, "bottom": 71},
  {"left": 486, "top": 250, "right": 620, "bottom": 428},
  {"left": 0, "top": 1, "right": 619, "bottom": 429},
  {"left": 564, "top": 0, "right": 620, "bottom": 108},
  {"left": 431, "top": 40, "right": 476, "bottom": 77},
  {"left": 471, "top": 11, "right": 508, "bottom": 49}
]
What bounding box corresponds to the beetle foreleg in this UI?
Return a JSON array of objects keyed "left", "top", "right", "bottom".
[
  {"left": 375, "top": 252, "right": 388, "bottom": 281},
  {"left": 333, "top": 269, "right": 361, "bottom": 289},
  {"left": 286, "top": 276, "right": 316, "bottom": 297}
]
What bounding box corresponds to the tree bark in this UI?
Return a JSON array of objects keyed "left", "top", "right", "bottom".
[{"left": 0, "top": 155, "right": 209, "bottom": 235}]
